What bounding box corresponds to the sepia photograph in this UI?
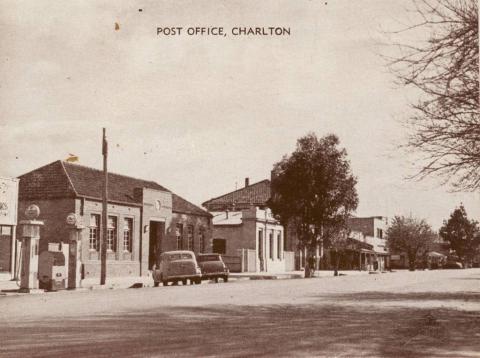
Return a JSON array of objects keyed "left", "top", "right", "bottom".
[{"left": 0, "top": 0, "right": 479, "bottom": 357}]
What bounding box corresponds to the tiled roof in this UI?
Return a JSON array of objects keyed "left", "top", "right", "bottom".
[
  {"left": 63, "top": 161, "right": 169, "bottom": 204},
  {"left": 202, "top": 179, "right": 271, "bottom": 210},
  {"left": 18, "top": 161, "right": 210, "bottom": 217},
  {"left": 172, "top": 193, "right": 212, "bottom": 217}
]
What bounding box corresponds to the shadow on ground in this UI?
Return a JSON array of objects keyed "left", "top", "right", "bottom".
[
  {"left": 317, "top": 291, "right": 480, "bottom": 302},
  {"left": 1, "top": 303, "right": 479, "bottom": 357}
]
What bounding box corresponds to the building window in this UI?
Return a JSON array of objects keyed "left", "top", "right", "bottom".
[
  {"left": 277, "top": 232, "right": 282, "bottom": 259},
  {"left": 212, "top": 238, "right": 226, "bottom": 255},
  {"left": 176, "top": 223, "right": 183, "bottom": 250},
  {"left": 89, "top": 214, "right": 100, "bottom": 251},
  {"left": 377, "top": 228, "right": 383, "bottom": 239},
  {"left": 187, "top": 225, "right": 194, "bottom": 251},
  {"left": 107, "top": 216, "right": 117, "bottom": 252},
  {"left": 199, "top": 227, "right": 205, "bottom": 253},
  {"left": 269, "top": 231, "right": 274, "bottom": 259},
  {"left": 123, "top": 218, "right": 133, "bottom": 252},
  {"left": 258, "top": 229, "right": 263, "bottom": 260}
]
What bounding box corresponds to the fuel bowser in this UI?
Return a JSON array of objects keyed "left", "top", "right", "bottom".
[
  {"left": 18, "top": 204, "right": 44, "bottom": 293},
  {"left": 38, "top": 250, "right": 66, "bottom": 291},
  {"left": 66, "top": 213, "right": 84, "bottom": 289}
]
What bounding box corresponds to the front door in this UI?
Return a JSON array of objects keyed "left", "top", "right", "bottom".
[
  {"left": 0, "top": 226, "right": 12, "bottom": 273},
  {"left": 148, "top": 221, "right": 165, "bottom": 270}
]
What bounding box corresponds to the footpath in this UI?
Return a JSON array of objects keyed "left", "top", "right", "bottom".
[{"left": 0, "top": 269, "right": 382, "bottom": 294}]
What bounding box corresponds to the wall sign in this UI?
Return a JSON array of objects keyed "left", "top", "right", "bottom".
[{"left": 0, "top": 177, "right": 18, "bottom": 226}]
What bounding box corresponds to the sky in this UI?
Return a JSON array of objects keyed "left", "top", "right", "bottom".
[{"left": 0, "top": 0, "right": 478, "bottom": 230}]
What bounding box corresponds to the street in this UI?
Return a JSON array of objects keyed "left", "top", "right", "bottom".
[{"left": 1, "top": 269, "right": 480, "bottom": 357}]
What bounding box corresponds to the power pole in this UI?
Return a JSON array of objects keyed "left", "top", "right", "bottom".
[{"left": 100, "top": 128, "right": 108, "bottom": 285}]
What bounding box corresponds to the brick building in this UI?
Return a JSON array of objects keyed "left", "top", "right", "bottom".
[{"left": 17, "top": 160, "right": 212, "bottom": 279}]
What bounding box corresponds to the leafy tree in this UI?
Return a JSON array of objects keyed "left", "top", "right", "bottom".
[
  {"left": 386, "top": 216, "right": 435, "bottom": 271},
  {"left": 386, "top": 0, "right": 479, "bottom": 190},
  {"left": 269, "top": 133, "right": 358, "bottom": 277},
  {"left": 439, "top": 205, "right": 480, "bottom": 267}
]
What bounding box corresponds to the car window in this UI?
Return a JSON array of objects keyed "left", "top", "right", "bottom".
[
  {"left": 167, "top": 253, "right": 193, "bottom": 260},
  {"left": 198, "top": 255, "right": 220, "bottom": 262}
]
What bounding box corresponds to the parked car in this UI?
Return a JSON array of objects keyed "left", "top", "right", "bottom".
[
  {"left": 152, "top": 250, "right": 202, "bottom": 286},
  {"left": 197, "top": 253, "right": 229, "bottom": 283},
  {"left": 443, "top": 260, "right": 463, "bottom": 269}
]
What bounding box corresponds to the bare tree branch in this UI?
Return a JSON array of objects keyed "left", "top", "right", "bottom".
[{"left": 386, "top": 0, "right": 479, "bottom": 191}]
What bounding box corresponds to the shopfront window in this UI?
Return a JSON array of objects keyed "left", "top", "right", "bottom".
[
  {"left": 176, "top": 223, "right": 183, "bottom": 250},
  {"left": 199, "top": 227, "right": 205, "bottom": 253},
  {"left": 107, "top": 216, "right": 117, "bottom": 252},
  {"left": 123, "top": 218, "right": 133, "bottom": 252},
  {"left": 277, "top": 232, "right": 282, "bottom": 259},
  {"left": 89, "top": 214, "right": 100, "bottom": 251},
  {"left": 187, "top": 225, "right": 194, "bottom": 251}
]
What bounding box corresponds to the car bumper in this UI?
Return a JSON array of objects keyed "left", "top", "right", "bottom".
[
  {"left": 161, "top": 273, "right": 202, "bottom": 281},
  {"left": 201, "top": 272, "right": 229, "bottom": 279}
]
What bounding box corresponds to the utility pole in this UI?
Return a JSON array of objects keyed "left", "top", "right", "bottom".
[{"left": 100, "top": 128, "right": 108, "bottom": 285}]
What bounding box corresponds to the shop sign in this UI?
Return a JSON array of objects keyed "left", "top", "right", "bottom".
[{"left": 0, "top": 177, "right": 18, "bottom": 226}]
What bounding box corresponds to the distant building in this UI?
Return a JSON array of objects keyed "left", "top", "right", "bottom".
[
  {"left": 17, "top": 161, "right": 212, "bottom": 280},
  {"left": 346, "top": 216, "right": 390, "bottom": 271}
]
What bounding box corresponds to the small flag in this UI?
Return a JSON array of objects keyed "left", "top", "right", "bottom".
[{"left": 66, "top": 154, "right": 79, "bottom": 162}]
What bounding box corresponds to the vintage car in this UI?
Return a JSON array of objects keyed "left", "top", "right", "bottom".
[
  {"left": 152, "top": 250, "right": 202, "bottom": 286},
  {"left": 197, "top": 253, "right": 229, "bottom": 283}
]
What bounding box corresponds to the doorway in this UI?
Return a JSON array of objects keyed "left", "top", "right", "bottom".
[
  {"left": 0, "top": 226, "right": 13, "bottom": 274},
  {"left": 148, "top": 221, "right": 165, "bottom": 270}
]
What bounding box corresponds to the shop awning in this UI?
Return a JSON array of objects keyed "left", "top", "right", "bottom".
[
  {"left": 427, "top": 251, "right": 446, "bottom": 258},
  {"left": 346, "top": 237, "right": 374, "bottom": 251}
]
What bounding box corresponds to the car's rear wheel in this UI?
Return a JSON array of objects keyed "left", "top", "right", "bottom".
[
  {"left": 223, "top": 276, "right": 228, "bottom": 283},
  {"left": 214, "top": 277, "right": 219, "bottom": 283},
  {"left": 154, "top": 281, "right": 159, "bottom": 287},
  {"left": 162, "top": 281, "right": 168, "bottom": 286},
  {"left": 182, "top": 279, "right": 187, "bottom": 285},
  {"left": 194, "top": 278, "right": 201, "bottom": 284}
]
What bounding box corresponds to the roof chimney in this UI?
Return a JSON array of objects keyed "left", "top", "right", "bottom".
[{"left": 245, "top": 177, "right": 250, "bottom": 187}]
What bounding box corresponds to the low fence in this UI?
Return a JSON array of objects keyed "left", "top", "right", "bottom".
[
  {"left": 284, "top": 251, "right": 295, "bottom": 271},
  {"left": 222, "top": 255, "right": 242, "bottom": 273},
  {"left": 223, "top": 250, "right": 295, "bottom": 273}
]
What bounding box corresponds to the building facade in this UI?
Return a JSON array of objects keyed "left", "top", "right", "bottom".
[
  {"left": 203, "top": 178, "right": 294, "bottom": 272},
  {"left": 211, "top": 207, "right": 286, "bottom": 273},
  {"left": 17, "top": 161, "right": 212, "bottom": 280}
]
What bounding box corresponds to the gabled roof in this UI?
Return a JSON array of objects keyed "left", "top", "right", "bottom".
[
  {"left": 18, "top": 161, "right": 210, "bottom": 217},
  {"left": 202, "top": 179, "right": 271, "bottom": 210}
]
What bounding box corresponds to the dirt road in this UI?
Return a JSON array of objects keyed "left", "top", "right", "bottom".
[{"left": 1, "top": 269, "right": 479, "bottom": 357}]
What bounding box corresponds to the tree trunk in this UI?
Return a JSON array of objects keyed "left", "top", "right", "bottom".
[
  {"left": 304, "top": 247, "right": 312, "bottom": 278},
  {"left": 305, "top": 262, "right": 311, "bottom": 278},
  {"left": 334, "top": 249, "right": 339, "bottom": 276},
  {"left": 408, "top": 253, "right": 416, "bottom": 271}
]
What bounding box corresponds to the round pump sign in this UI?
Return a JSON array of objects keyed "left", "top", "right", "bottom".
[
  {"left": 66, "top": 213, "right": 78, "bottom": 225},
  {"left": 25, "top": 204, "right": 40, "bottom": 220}
]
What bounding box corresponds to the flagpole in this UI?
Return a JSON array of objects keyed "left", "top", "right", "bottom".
[{"left": 100, "top": 128, "right": 108, "bottom": 285}]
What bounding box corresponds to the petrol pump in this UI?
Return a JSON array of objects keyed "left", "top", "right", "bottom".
[
  {"left": 66, "top": 213, "right": 84, "bottom": 289},
  {"left": 18, "top": 204, "right": 43, "bottom": 293}
]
